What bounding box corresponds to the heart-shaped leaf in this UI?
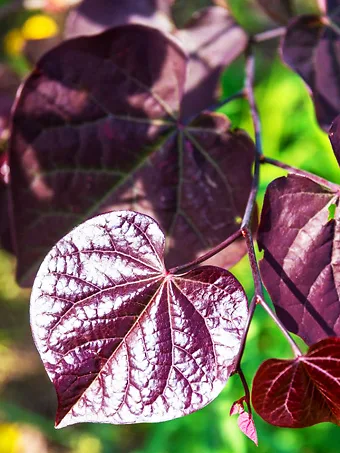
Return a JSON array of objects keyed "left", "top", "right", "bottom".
[
  {"left": 258, "top": 174, "right": 340, "bottom": 345},
  {"left": 329, "top": 114, "right": 340, "bottom": 166},
  {"left": 252, "top": 337, "right": 340, "bottom": 427},
  {"left": 65, "top": 2, "right": 248, "bottom": 121},
  {"left": 30, "top": 210, "right": 248, "bottom": 428},
  {"left": 281, "top": 13, "right": 340, "bottom": 130},
  {"left": 9, "top": 25, "right": 256, "bottom": 286}
]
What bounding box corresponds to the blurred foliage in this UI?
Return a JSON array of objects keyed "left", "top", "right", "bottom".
[{"left": 0, "top": 0, "right": 339, "bottom": 452}]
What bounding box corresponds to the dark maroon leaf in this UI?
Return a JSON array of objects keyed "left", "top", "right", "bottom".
[
  {"left": 9, "top": 25, "right": 256, "bottom": 286},
  {"left": 258, "top": 174, "right": 340, "bottom": 345},
  {"left": 252, "top": 337, "right": 340, "bottom": 427},
  {"left": 257, "top": 0, "right": 294, "bottom": 24},
  {"left": 65, "top": 3, "right": 248, "bottom": 121},
  {"left": 64, "top": 0, "right": 174, "bottom": 39},
  {"left": 30, "top": 210, "right": 248, "bottom": 428},
  {"left": 175, "top": 7, "right": 248, "bottom": 119},
  {"left": 329, "top": 114, "right": 340, "bottom": 165},
  {"left": 230, "top": 396, "right": 258, "bottom": 445},
  {"left": 281, "top": 14, "right": 340, "bottom": 130}
]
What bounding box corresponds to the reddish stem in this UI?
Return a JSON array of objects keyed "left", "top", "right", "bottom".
[{"left": 262, "top": 156, "right": 340, "bottom": 193}]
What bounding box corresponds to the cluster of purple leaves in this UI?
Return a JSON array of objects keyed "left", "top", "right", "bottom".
[{"left": 1, "top": 0, "right": 340, "bottom": 442}]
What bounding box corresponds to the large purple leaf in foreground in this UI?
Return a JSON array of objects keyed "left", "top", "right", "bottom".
[
  {"left": 258, "top": 174, "right": 340, "bottom": 345},
  {"left": 10, "top": 25, "right": 256, "bottom": 286},
  {"left": 281, "top": 13, "right": 340, "bottom": 130},
  {"left": 252, "top": 338, "right": 340, "bottom": 427},
  {"left": 30, "top": 210, "right": 248, "bottom": 428}
]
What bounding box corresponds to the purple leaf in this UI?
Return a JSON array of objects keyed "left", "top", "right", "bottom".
[
  {"left": 281, "top": 14, "right": 340, "bottom": 130},
  {"left": 175, "top": 6, "right": 248, "bottom": 119},
  {"left": 230, "top": 396, "right": 245, "bottom": 416},
  {"left": 30, "top": 210, "right": 248, "bottom": 428},
  {"left": 230, "top": 396, "right": 258, "bottom": 445},
  {"left": 256, "top": 0, "right": 294, "bottom": 24},
  {"left": 252, "top": 337, "right": 340, "bottom": 427},
  {"left": 238, "top": 412, "right": 258, "bottom": 445},
  {"left": 329, "top": 114, "right": 340, "bottom": 166},
  {"left": 9, "top": 25, "right": 256, "bottom": 286},
  {"left": 64, "top": 0, "right": 174, "bottom": 39},
  {"left": 65, "top": 3, "right": 248, "bottom": 120},
  {"left": 258, "top": 174, "right": 340, "bottom": 345}
]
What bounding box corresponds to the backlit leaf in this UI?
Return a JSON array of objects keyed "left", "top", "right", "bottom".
[
  {"left": 30, "top": 210, "right": 248, "bottom": 428},
  {"left": 252, "top": 337, "right": 340, "bottom": 427},
  {"left": 230, "top": 396, "right": 258, "bottom": 445},
  {"left": 258, "top": 174, "right": 340, "bottom": 345},
  {"left": 281, "top": 14, "right": 340, "bottom": 130},
  {"left": 9, "top": 25, "right": 256, "bottom": 286}
]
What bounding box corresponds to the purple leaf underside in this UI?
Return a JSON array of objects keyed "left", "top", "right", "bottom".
[
  {"left": 258, "top": 174, "right": 340, "bottom": 345},
  {"left": 30, "top": 210, "right": 248, "bottom": 428},
  {"left": 10, "top": 25, "right": 256, "bottom": 286},
  {"left": 282, "top": 14, "right": 340, "bottom": 130},
  {"left": 252, "top": 337, "right": 340, "bottom": 427}
]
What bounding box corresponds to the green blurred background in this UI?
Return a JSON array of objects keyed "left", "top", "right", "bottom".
[{"left": 0, "top": 0, "right": 340, "bottom": 452}]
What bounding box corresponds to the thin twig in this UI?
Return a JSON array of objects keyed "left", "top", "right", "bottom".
[
  {"left": 237, "top": 367, "right": 253, "bottom": 416},
  {"left": 253, "top": 27, "right": 286, "bottom": 43},
  {"left": 169, "top": 229, "right": 242, "bottom": 275},
  {"left": 262, "top": 156, "right": 340, "bottom": 193},
  {"left": 206, "top": 90, "right": 245, "bottom": 113},
  {"left": 244, "top": 48, "right": 263, "bottom": 156},
  {"left": 257, "top": 295, "right": 302, "bottom": 357},
  {"left": 232, "top": 296, "right": 257, "bottom": 375}
]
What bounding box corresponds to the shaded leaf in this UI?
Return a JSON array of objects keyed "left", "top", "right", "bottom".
[
  {"left": 64, "top": 0, "right": 174, "bottom": 38},
  {"left": 256, "top": 0, "right": 294, "bottom": 24},
  {"left": 281, "top": 14, "right": 340, "bottom": 130},
  {"left": 258, "top": 174, "right": 340, "bottom": 345},
  {"left": 175, "top": 7, "right": 248, "bottom": 119},
  {"left": 9, "top": 25, "right": 256, "bottom": 286},
  {"left": 252, "top": 337, "right": 340, "bottom": 427},
  {"left": 65, "top": 2, "right": 248, "bottom": 120},
  {"left": 30, "top": 210, "right": 248, "bottom": 428},
  {"left": 329, "top": 114, "right": 340, "bottom": 166}
]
